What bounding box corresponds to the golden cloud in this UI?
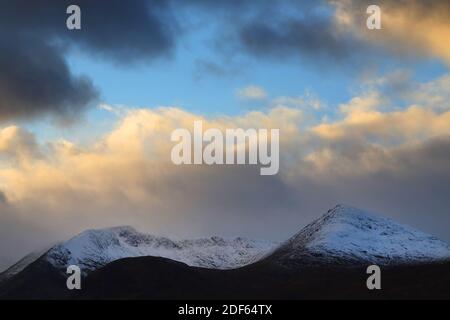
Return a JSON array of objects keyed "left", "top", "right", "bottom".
[{"left": 333, "top": 0, "right": 450, "bottom": 65}]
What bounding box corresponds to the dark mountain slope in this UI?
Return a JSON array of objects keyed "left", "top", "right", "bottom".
[
  {"left": 77, "top": 256, "right": 450, "bottom": 300},
  {"left": 0, "top": 259, "right": 68, "bottom": 300},
  {"left": 2, "top": 251, "right": 450, "bottom": 299}
]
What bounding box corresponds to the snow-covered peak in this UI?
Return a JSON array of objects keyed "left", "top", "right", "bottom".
[
  {"left": 45, "top": 226, "right": 277, "bottom": 273},
  {"left": 274, "top": 205, "right": 450, "bottom": 266}
]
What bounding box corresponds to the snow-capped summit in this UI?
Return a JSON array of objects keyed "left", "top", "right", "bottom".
[
  {"left": 44, "top": 226, "right": 276, "bottom": 274},
  {"left": 271, "top": 205, "right": 450, "bottom": 266}
]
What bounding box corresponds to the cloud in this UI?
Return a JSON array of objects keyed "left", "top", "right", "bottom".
[
  {"left": 239, "top": 14, "right": 359, "bottom": 63},
  {"left": 1, "top": 0, "right": 176, "bottom": 62},
  {"left": 273, "top": 90, "right": 325, "bottom": 111},
  {"left": 187, "top": 0, "right": 450, "bottom": 69},
  {"left": 333, "top": 0, "right": 450, "bottom": 65},
  {"left": 312, "top": 74, "right": 450, "bottom": 143},
  {"left": 0, "top": 35, "right": 98, "bottom": 122},
  {"left": 0, "top": 0, "right": 177, "bottom": 122},
  {"left": 237, "top": 85, "right": 268, "bottom": 100},
  {"left": 0, "top": 126, "right": 41, "bottom": 162}
]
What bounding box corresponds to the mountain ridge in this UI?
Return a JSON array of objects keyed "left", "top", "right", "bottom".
[
  {"left": 2, "top": 204, "right": 450, "bottom": 299},
  {"left": 1, "top": 225, "right": 276, "bottom": 282}
]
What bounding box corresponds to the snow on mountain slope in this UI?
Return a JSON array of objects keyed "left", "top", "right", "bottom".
[
  {"left": 272, "top": 205, "right": 450, "bottom": 266},
  {"left": 44, "top": 226, "right": 276, "bottom": 273}
]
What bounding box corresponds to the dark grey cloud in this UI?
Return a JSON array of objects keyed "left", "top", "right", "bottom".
[
  {"left": 63, "top": 0, "right": 177, "bottom": 63},
  {"left": 182, "top": 0, "right": 372, "bottom": 67},
  {"left": 0, "top": 0, "right": 177, "bottom": 121},
  {"left": 239, "top": 16, "right": 357, "bottom": 62},
  {"left": 0, "top": 34, "right": 97, "bottom": 122},
  {"left": 1, "top": 0, "right": 177, "bottom": 62}
]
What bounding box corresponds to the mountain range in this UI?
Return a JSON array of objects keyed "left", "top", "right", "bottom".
[{"left": 1, "top": 205, "right": 450, "bottom": 299}]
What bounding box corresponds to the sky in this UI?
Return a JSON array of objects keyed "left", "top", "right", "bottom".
[{"left": 0, "top": 0, "right": 449, "bottom": 270}]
